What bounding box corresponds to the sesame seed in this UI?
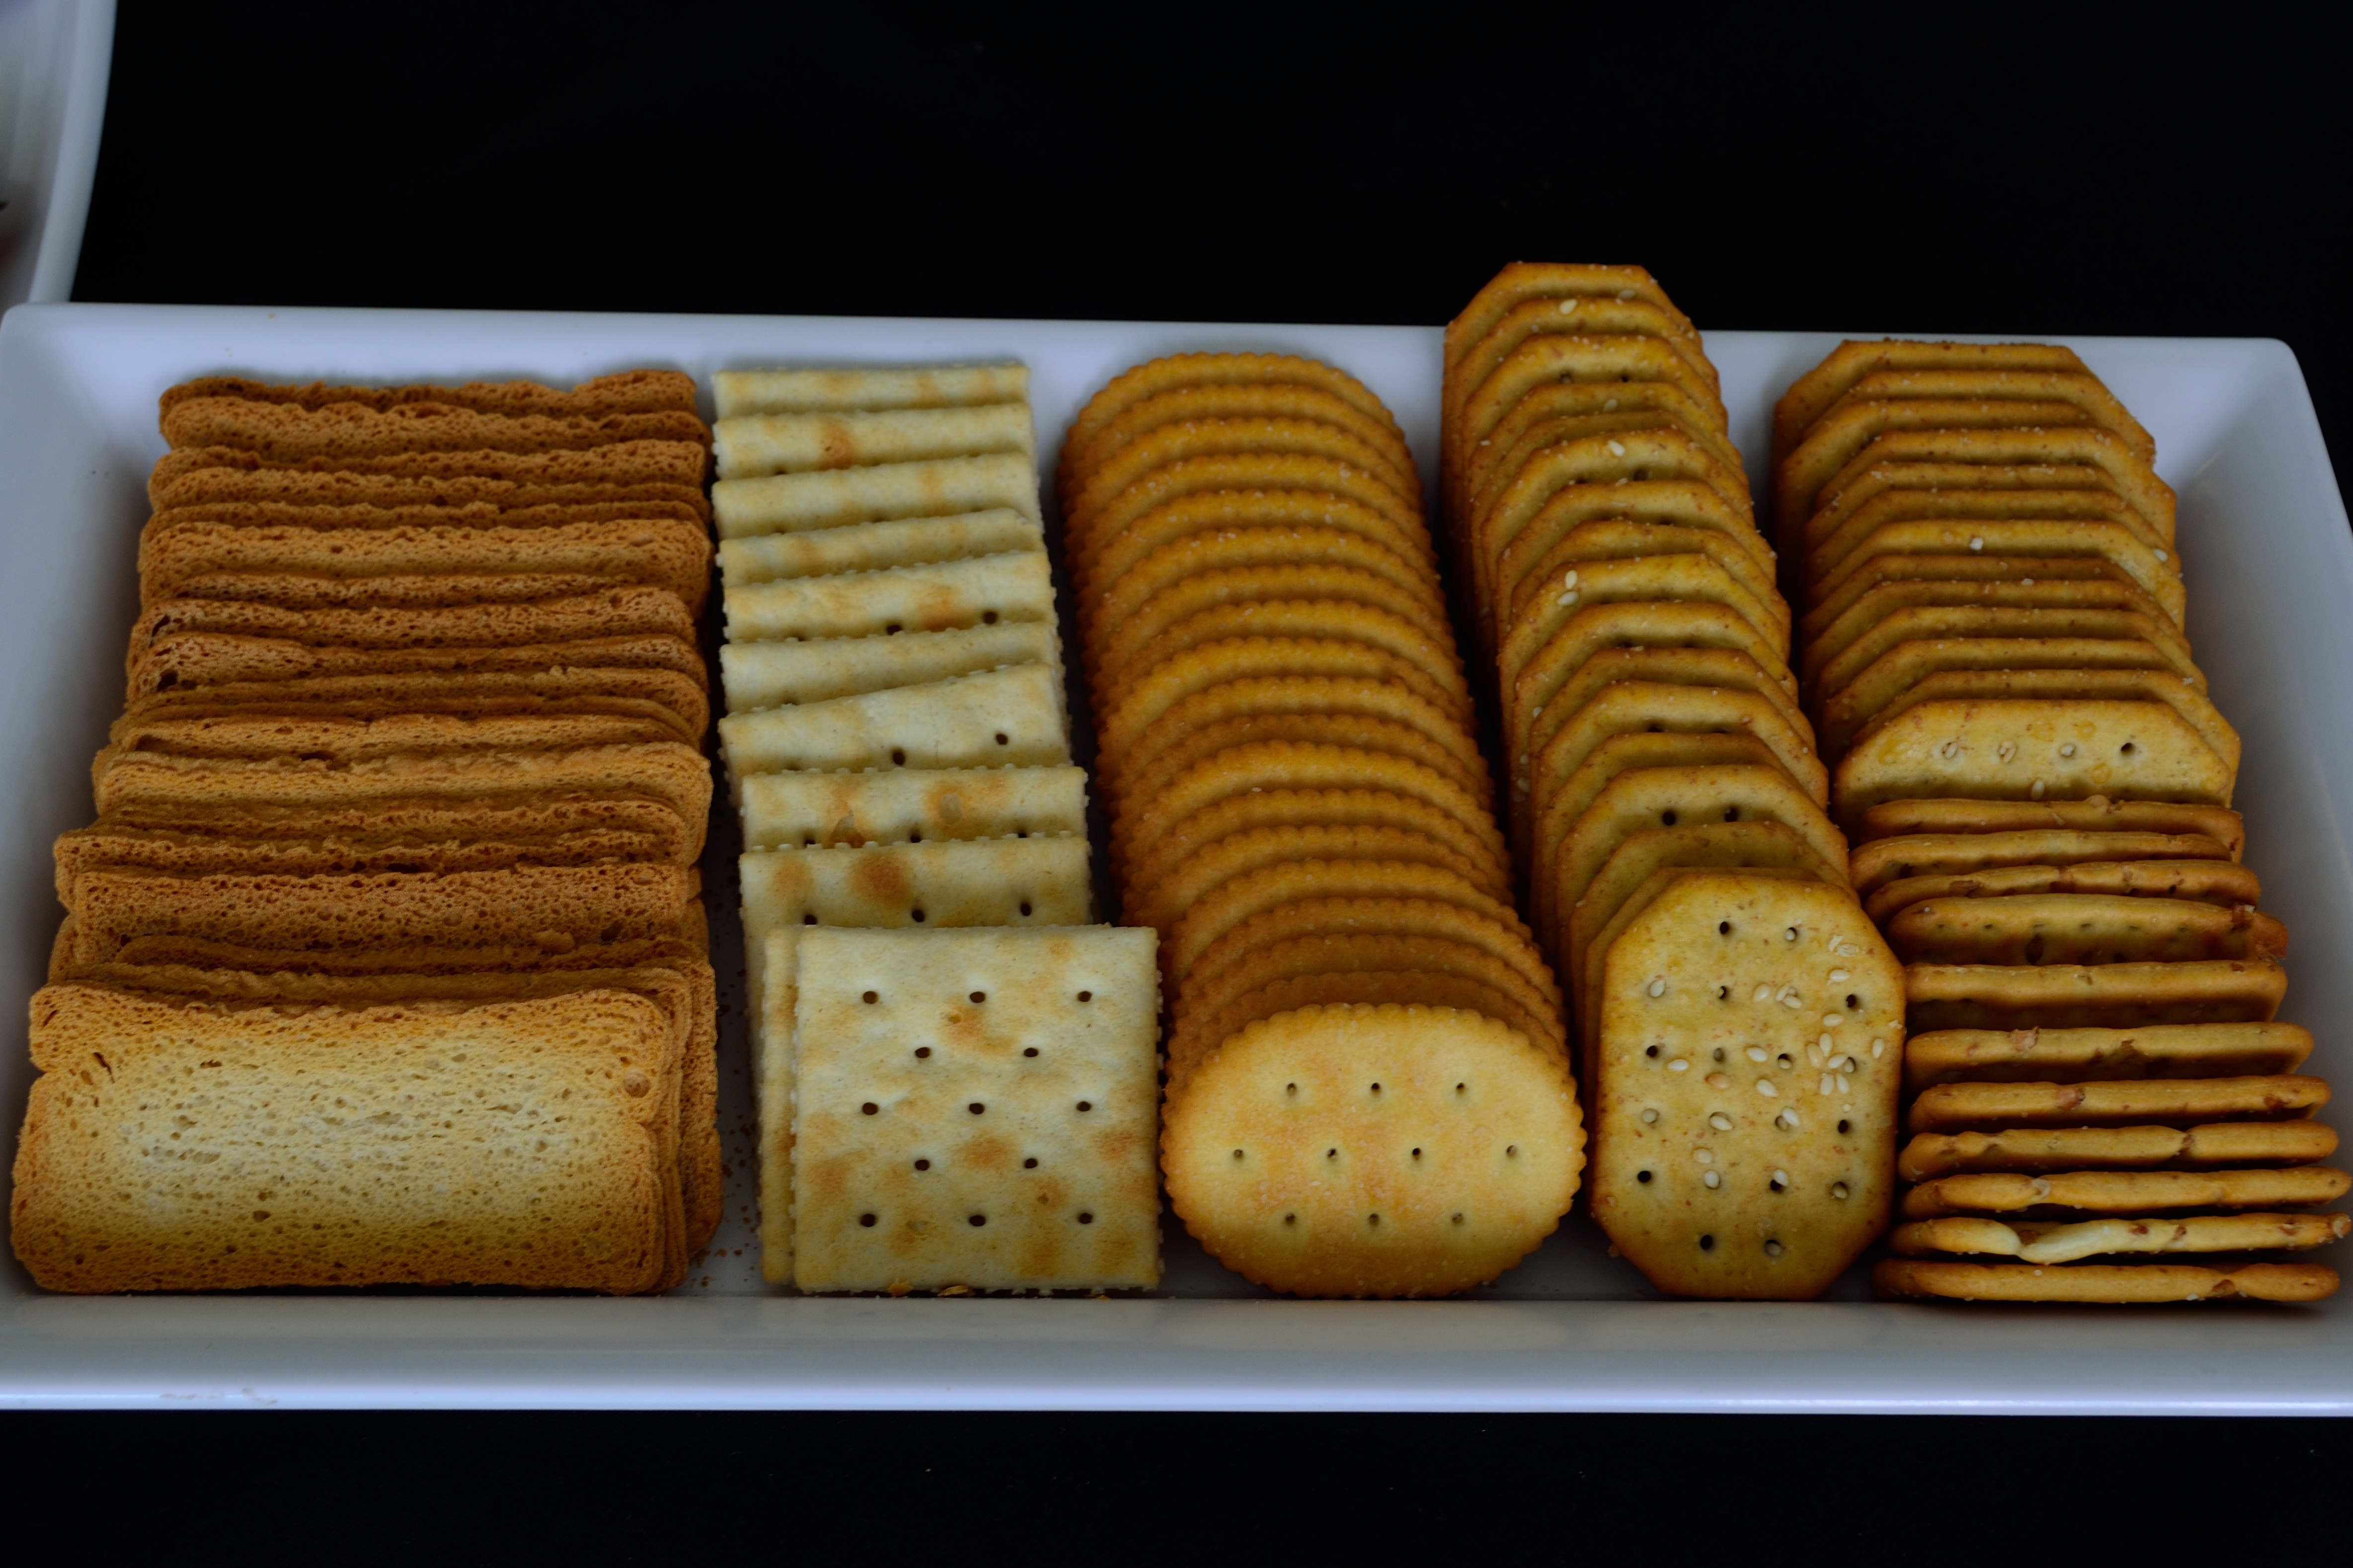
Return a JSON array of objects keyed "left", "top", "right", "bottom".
[
  {"left": 1777, "top": 1109, "right": 1800, "bottom": 1130},
  {"left": 1709, "top": 1113, "right": 1733, "bottom": 1131},
  {"left": 1704, "top": 1171, "right": 1722, "bottom": 1189},
  {"left": 1607, "top": 440, "right": 1627, "bottom": 457},
  {"left": 1694, "top": 1149, "right": 1713, "bottom": 1164},
  {"left": 1648, "top": 978, "right": 1667, "bottom": 998},
  {"left": 2031, "top": 778, "right": 2047, "bottom": 799},
  {"left": 2155, "top": 548, "right": 2167, "bottom": 560},
  {"left": 1773, "top": 1169, "right": 1790, "bottom": 1186},
  {"left": 1764, "top": 1240, "right": 1784, "bottom": 1257},
  {"left": 1757, "top": 1079, "right": 1778, "bottom": 1097},
  {"left": 1871, "top": 1039, "right": 1886, "bottom": 1058},
  {"left": 1603, "top": 397, "right": 1619, "bottom": 411},
  {"left": 1753, "top": 985, "right": 1773, "bottom": 1003},
  {"left": 1939, "top": 740, "right": 1959, "bottom": 760},
  {"left": 1556, "top": 299, "right": 1579, "bottom": 314},
  {"left": 1839, "top": 1073, "right": 1854, "bottom": 1094},
  {"left": 1969, "top": 536, "right": 1984, "bottom": 550},
  {"left": 1999, "top": 741, "right": 2017, "bottom": 762},
  {"left": 1668, "top": 1060, "right": 1690, "bottom": 1073},
  {"left": 1836, "top": 942, "right": 1862, "bottom": 957},
  {"left": 1831, "top": 1182, "right": 1850, "bottom": 1200},
  {"left": 1784, "top": 927, "right": 1800, "bottom": 942},
  {"left": 1559, "top": 570, "right": 1578, "bottom": 591},
  {"left": 1823, "top": 1014, "right": 1843, "bottom": 1028},
  {"left": 2022, "top": 577, "right": 2035, "bottom": 585},
  {"left": 1820, "top": 1074, "right": 1837, "bottom": 1096},
  {"left": 1819, "top": 1032, "right": 1835, "bottom": 1050},
  {"left": 1641, "top": 1108, "right": 1659, "bottom": 1124},
  {"left": 1828, "top": 970, "right": 1850, "bottom": 983},
  {"left": 2060, "top": 742, "right": 2077, "bottom": 758},
  {"left": 1745, "top": 1046, "right": 1768, "bottom": 1062},
  {"left": 1557, "top": 590, "right": 1579, "bottom": 607},
  {"left": 1706, "top": 1072, "right": 1731, "bottom": 1089}
]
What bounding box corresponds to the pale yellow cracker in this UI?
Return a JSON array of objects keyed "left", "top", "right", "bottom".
[
  {"left": 718, "top": 663, "right": 1068, "bottom": 784},
  {"left": 714, "top": 364, "right": 1028, "bottom": 418},
  {"left": 1589, "top": 872, "right": 1903, "bottom": 1299},
  {"left": 720, "top": 622, "right": 1057, "bottom": 713},
  {"left": 725, "top": 551, "right": 1053, "bottom": 644},
  {"left": 1162, "top": 1003, "right": 1584, "bottom": 1298},
  {"left": 1905, "top": 958, "right": 2286, "bottom": 1033},
  {"left": 714, "top": 403, "right": 1034, "bottom": 481},
  {"left": 1527, "top": 681, "right": 1828, "bottom": 822},
  {"left": 741, "top": 765, "right": 1087, "bottom": 851},
  {"left": 758, "top": 927, "right": 803, "bottom": 1284},
  {"left": 791, "top": 926, "right": 1160, "bottom": 1293},
  {"left": 1902, "top": 1021, "right": 2312, "bottom": 1092},
  {"left": 1832, "top": 700, "right": 2236, "bottom": 829},
  {"left": 715, "top": 452, "right": 1040, "bottom": 539},
  {"left": 719, "top": 508, "right": 1041, "bottom": 588}
]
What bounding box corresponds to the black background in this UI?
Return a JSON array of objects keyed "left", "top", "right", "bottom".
[{"left": 14, "top": 2, "right": 2353, "bottom": 1541}]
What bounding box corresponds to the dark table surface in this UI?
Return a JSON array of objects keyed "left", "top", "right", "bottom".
[{"left": 15, "top": 2, "right": 2351, "bottom": 1537}]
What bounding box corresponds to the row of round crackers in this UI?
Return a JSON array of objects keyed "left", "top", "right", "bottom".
[
  {"left": 1769, "top": 345, "right": 2341, "bottom": 1303},
  {"left": 1441, "top": 264, "right": 1905, "bottom": 1300},
  {"left": 1061, "top": 349, "right": 1582, "bottom": 1298}
]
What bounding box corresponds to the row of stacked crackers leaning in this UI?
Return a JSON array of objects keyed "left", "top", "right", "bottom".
[{"left": 14, "top": 373, "right": 725, "bottom": 1294}]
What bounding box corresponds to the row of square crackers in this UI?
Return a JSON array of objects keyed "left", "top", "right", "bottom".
[
  {"left": 708, "top": 366, "right": 1160, "bottom": 1296},
  {"left": 1062, "top": 348, "right": 1582, "bottom": 1299},
  {"left": 16, "top": 372, "right": 726, "bottom": 1295},
  {"left": 1768, "top": 343, "right": 2343, "bottom": 1302},
  {"left": 1442, "top": 263, "right": 1902, "bottom": 1299}
]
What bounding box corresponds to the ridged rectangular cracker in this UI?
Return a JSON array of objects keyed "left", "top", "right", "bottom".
[
  {"left": 718, "top": 508, "right": 1041, "bottom": 588},
  {"left": 791, "top": 926, "right": 1160, "bottom": 1293},
  {"left": 720, "top": 623, "right": 1056, "bottom": 713},
  {"left": 715, "top": 365, "right": 1028, "bottom": 418},
  {"left": 715, "top": 404, "right": 1034, "bottom": 481},
  {"left": 1902, "top": 1022, "right": 2314, "bottom": 1091},
  {"left": 722, "top": 551, "right": 1054, "bottom": 644},
  {"left": 742, "top": 765, "right": 1087, "bottom": 851},
  {"left": 714, "top": 453, "right": 1040, "bottom": 539}
]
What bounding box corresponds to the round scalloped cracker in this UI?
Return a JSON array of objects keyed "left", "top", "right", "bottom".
[
  {"left": 1098, "top": 636, "right": 1456, "bottom": 762},
  {"left": 1819, "top": 368, "right": 2155, "bottom": 467},
  {"left": 1061, "top": 382, "right": 1416, "bottom": 510},
  {"left": 1162, "top": 1002, "right": 1584, "bottom": 1298},
  {"left": 1849, "top": 829, "right": 2240, "bottom": 898},
  {"left": 1904, "top": 957, "right": 2285, "bottom": 1033},
  {"left": 1897, "top": 1120, "right": 2338, "bottom": 1183},
  {"left": 1801, "top": 554, "right": 2140, "bottom": 649},
  {"left": 1113, "top": 675, "right": 1486, "bottom": 807},
  {"left": 1072, "top": 453, "right": 1429, "bottom": 577},
  {"left": 1776, "top": 399, "right": 2093, "bottom": 544},
  {"left": 1078, "top": 487, "right": 1434, "bottom": 602},
  {"left": 1807, "top": 498, "right": 2176, "bottom": 606},
  {"left": 1119, "top": 713, "right": 1487, "bottom": 822},
  {"left": 1565, "top": 821, "right": 1847, "bottom": 1076},
  {"left": 1550, "top": 764, "right": 1849, "bottom": 954},
  {"left": 1162, "top": 860, "right": 1515, "bottom": 982},
  {"left": 1187, "top": 896, "right": 1557, "bottom": 1013},
  {"left": 1821, "top": 637, "right": 2191, "bottom": 756},
  {"left": 1832, "top": 699, "right": 2238, "bottom": 832},
  {"left": 1907, "top": 1072, "right": 2323, "bottom": 1135},
  {"left": 1067, "top": 417, "right": 1417, "bottom": 546},
  {"left": 1850, "top": 668, "right": 2237, "bottom": 776},
  {"left": 1512, "top": 647, "right": 1808, "bottom": 845},
  {"left": 1805, "top": 594, "right": 2198, "bottom": 695},
  {"left": 1499, "top": 555, "right": 1787, "bottom": 707},
  {"left": 1855, "top": 797, "right": 2244, "bottom": 855},
  {"left": 1099, "top": 604, "right": 1470, "bottom": 729},
  {"left": 1866, "top": 859, "right": 2262, "bottom": 928},
  {"left": 1173, "top": 933, "right": 1562, "bottom": 1072},
  {"left": 1527, "top": 731, "right": 1790, "bottom": 941},
  {"left": 1133, "top": 824, "right": 1493, "bottom": 936},
  {"left": 1446, "top": 263, "right": 1695, "bottom": 381},
  {"left": 1476, "top": 431, "right": 1752, "bottom": 617},
  {"left": 1589, "top": 870, "right": 1902, "bottom": 1300},
  {"left": 1089, "top": 551, "right": 1448, "bottom": 690},
  {"left": 1900, "top": 1165, "right": 2349, "bottom": 1219},
  {"left": 1873, "top": 1257, "right": 2339, "bottom": 1304},
  {"left": 1887, "top": 893, "right": 2286, "bottom": 968},
  {"left": 1063, "top": 353, "right": 1402, "bottom": 477},
  {"left": 1804, "top": 461, "right": 2116, "bottom": 556},
  {"left": 1113, "top": 742, "right": 1502, "bottom": 882},
  {"left": 1449, "top": 301, "right": 1720, "bottom": 441},
  {"left": 1467, "top": 410, "right": 1749, "bottom": 544},
  {"left": 1123, "top": 788, "right": 1510, "bottom": 926},
  {"left": 1812, "top": 430, "right": 2176, "bottom": 554},
  {"left": 1456, "top": 381, "right": 1740, "bottom": 523},
  {"left": 1773, "top": 342, "right": 2090, "bottom": 467},
  {"left": 1503, "top": 521, "right": 1785, "bottom": 662}
]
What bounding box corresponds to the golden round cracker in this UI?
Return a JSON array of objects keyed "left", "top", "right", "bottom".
[
  {"left": 1090, "top": 555, "right": 1448, "bottom": 693},
  {"left": 1062, "top": 382, "right": 1416, "bottom": 509},
  {"left": 1900, "top": 1165, "right": 2350, "bottom": 1219},
  {"left": 1119, "top": 714, "right": 1487, "bottom": 824},
  {"left": 1873, "top": 1257, "right": 2339, "bottom": 1304},
  {"left": 1187, "top": 897, "right": 1556, "bottom": 1012},
  {"left": 1098, "top": 636, "right": 1446, "bottom": 761},
  {"left": 1089, "top": 524, "right": 1443, "bottom": 640},
  {"left": 1849, "top": 830, "right": 2238, "bottom": 898},
  {"left": 1063, "top": 353, "right": 1402, "bottom": 477},
  {"left": 1167, "top": 862, "right": 1528, "bottom": 985},
  {"left": 1078, "top": 487, "right": 1434, "bottom": 602},
  {"left": 1456, "top": 381, "right": 1739, "bottom": 522},
  {"left": 1073, "top": 453, "right": 1430, "bottom": 575},
  {"left": 1068, "top": 418, "right": 1418, "bottom": 546},
  {"left": 1113, "top": 742, "right": 1502, "bottom": 883},
  {"left": 1904, "top": 957, "right": 2286, "bottom": 1033},
  {"left": 1162, "top": 1003, "right": 1583, "bottom": 1298},
  {"left": 1502, "top": 521, "right": 1785, "bottom": 662},
  {"left": 1173, "top": 933, "right": 1563, "bottom": 1071},
  {"left": 1865, "top": 859, "right": 2262, "bottom": 928},
  {"left": 1132, "top": 824, "right": 1491, "bottom": 936},
  {"left": 1123, "top": 787, "right": 1510, "bottom": 925},
  {"left": 1112, "top": 675, "right": 1487, "bottom": 806},
  {"left": 1168, "top": 975, "right": 1567, "bottom": 1103},
  {"left": 1499, "top": 554, "right": 1786, "bottom": 705},
  {"left": 1099, "top": 604, "right": 1471, "bottom": 728}
]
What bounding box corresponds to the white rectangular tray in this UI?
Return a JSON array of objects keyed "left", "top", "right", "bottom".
[{"left": 2, "top": 302, "right": 2348, "bottom": 1411}]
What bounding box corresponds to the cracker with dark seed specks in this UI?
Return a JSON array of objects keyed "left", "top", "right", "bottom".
[
  {"left": 1873, "top": 1257, "right": 2338, "bottom": 1303},
  {"left": 1902, "top": 1021, "right": 2311, "bottom": 1091},
  {"left": 1907, "top": 1074, "right": 2328, "bottom": 1134},
  {"left": 1897, "top": 1120, "right": 2339, "bottom": 1181},
  {"left": 1900, "top": 1165, "right": 2352, "bottom": 1219}
]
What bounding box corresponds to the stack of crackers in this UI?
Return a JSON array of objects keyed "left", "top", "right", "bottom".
[
  {"left": 1065, "top": 350, "right": 1583, "bottom": 1299},
  {"left": 12, "top": 372, "right": 722, "bottom": 1294},
  {"left": 712, "top": 367, "right": 1160, "bottom": 1295},
  {"left": 1768, "top": 340, "right": 2346, "bottom": 1303},
  {"left": 1441, "top": 263, "right": 1903, "bottom": 1298}
]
